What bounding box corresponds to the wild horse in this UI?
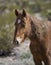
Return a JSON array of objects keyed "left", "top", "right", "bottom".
[{"left": 13, "top": 9, "right": 51, "bottom": 65}]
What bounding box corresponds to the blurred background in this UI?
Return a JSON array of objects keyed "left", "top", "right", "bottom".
[{"left": 0, "top": 0, "right": 51, "bottom": 65}]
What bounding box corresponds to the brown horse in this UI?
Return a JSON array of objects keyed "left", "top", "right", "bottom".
[{"left": 13, "top": 9, "right": 51, "bottom": 65}]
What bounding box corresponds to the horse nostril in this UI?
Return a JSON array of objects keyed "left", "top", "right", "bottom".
[{"left": 15, "top": 40, "right": 19, "bottom": 45}]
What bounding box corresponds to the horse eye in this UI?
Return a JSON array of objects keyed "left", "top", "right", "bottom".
[{"left": 21, "top": 22, "right": 25, "bottom": 28}]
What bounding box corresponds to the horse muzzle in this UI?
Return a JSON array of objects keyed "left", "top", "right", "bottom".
[{"left": 14, "top": 37, "right": 23, "bottom": 46}]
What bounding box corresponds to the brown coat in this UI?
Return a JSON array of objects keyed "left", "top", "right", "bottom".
[
  {"left": 14, "top": 9, "right": 51, "bottom": 65},
  {"left": 29, "top": 17, "right": 51, "bottom": 65}
]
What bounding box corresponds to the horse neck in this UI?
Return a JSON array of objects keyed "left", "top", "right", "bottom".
[{"left": 29, "top": 16, "right": 40, "bottom": 43}]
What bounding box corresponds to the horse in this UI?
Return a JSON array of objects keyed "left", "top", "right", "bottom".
[{"left": 13, "top": 9, "right": 51, "bottom": 65}]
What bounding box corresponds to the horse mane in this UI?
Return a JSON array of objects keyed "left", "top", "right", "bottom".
[{"left": 29, "top": 15, "right": 48, "bottom": 42}]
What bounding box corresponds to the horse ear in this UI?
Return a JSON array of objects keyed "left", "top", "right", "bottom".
[
  {"left": 22, "top": 9, "right": 26, "bottom": 17},
  {"left": 15, "top": 9, "right": 18, "bottom": 16}
]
